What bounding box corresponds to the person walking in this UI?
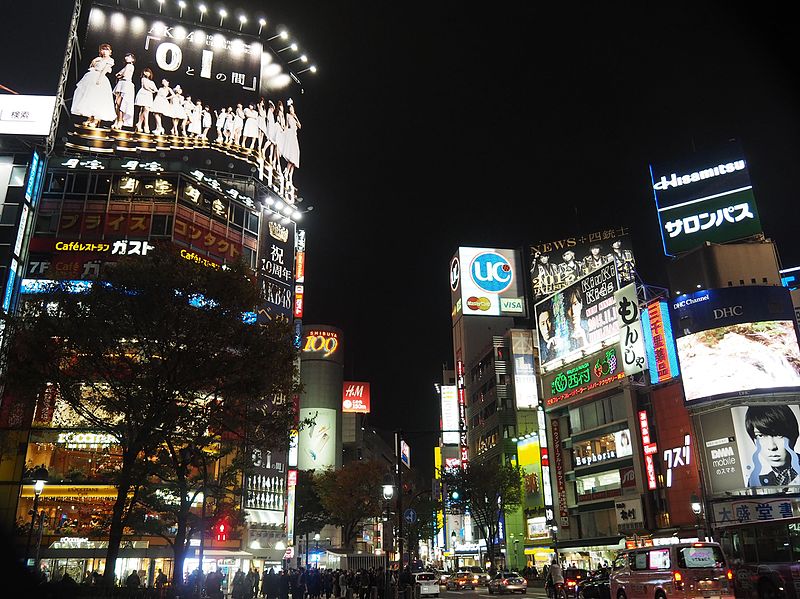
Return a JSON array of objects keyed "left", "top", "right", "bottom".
[{"left": 279, "top": 570, "right": 291, "bottom": 599}]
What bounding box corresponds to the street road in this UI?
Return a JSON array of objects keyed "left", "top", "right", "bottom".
[{"left": 437, "top": 587, "right": 548, "bottom": 599}]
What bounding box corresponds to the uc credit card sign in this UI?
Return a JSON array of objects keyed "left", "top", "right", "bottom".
[{"left": 450, "top": 247, "right": 526, "bottom": 318}]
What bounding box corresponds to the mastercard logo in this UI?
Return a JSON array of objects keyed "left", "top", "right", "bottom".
[{"left": 466, "top": 296, "right": 491, "bottom": 311}]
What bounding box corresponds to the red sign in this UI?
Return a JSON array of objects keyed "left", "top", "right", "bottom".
[
  {"left": 619, "top": 466, "right": 636, "bottom": 489},
  {"left": 551, "top": 418, "right": 570, "bottom": 528},
  {"left": 287, "top": 469, "right": 297, "bottom": 487},
  {"left": 342, "top": 382, "right": 371, "bottom": 413},
  {"left": 294, "top": 285, "right": 304, "bottom": 318},
  {"left": 638, "top": 410, "right": 658, "bottom": 490},
  {"left": 295, "top": 251, "right": 305, "bottom": 283}
]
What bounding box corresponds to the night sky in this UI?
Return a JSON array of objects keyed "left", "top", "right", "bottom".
[{"left": 3, "top": 2, "right": 800, "bottom": 478}]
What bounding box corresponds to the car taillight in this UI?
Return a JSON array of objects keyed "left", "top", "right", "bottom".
[
  {"left": 502, "top": 579, "right": 510, "bottom": 585},
  {"left": 726, "top": 569, "right": 734, "bottom": 581},
  {"left": 567, "top": 581, "right": 577, "bottom": 587},
  {"left": 673, "top": 571, "right": 684, "bottom": 589}
]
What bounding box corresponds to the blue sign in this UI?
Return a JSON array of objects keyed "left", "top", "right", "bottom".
[
  {"left": 403, "top": 508, "right": 417, "bottom": 524},
  {"left": 470, "top": 252, "right": 513, "bottom": 294}
]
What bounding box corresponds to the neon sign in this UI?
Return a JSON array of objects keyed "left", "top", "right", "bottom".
[
  {"left": 638, "top": 410, "right": 658, "bottom": 490},
  {"left": 642, "top": 300, "right": 680, "bottom": 384},
  {"left": 543, "top": 346, "right": 624, "bottom": 409},
  {"left": 302, "top": 331, "right": 339, "bottom": 357}
]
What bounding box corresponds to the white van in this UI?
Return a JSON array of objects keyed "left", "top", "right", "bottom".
[
  {"left": 415, "top": 572, "right": 440, "bottom": 598},
  {"left": 610, "top": 542, "right": 734, "bottom": 599}
]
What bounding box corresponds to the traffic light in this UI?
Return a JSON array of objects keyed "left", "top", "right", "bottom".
[
  {"left": 451, "top": 490, "right": 460, "bottom": 500},
  {"left": 215, "top": 519, "right": 227, "bottom": 542}
]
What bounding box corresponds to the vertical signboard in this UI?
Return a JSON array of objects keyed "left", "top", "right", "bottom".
[
  {"left": 517, "top": 435, "right": 545, "bottom": 512},
  {"left": 298, "top": 408, "right": 336, "bottom": 470},
  {"left": 638, "top": 410, "right": 658, "bottom": 491},
  {"left": 286, "top": 469, "right": 297, "bottom": 542},
  {"left": 440, "top": 385, "right": 460, "bottom": 446},
  {"left": 456, "top": 358, "right": 469, "bottom": 465},
  {"left": 614, "top": 284, "right": 646, "bottom": 376},
  {"left": 510, "top": 329, "right": 539, "bottom": 409},
  {"left": 551, "top": 419, "right": 569, "bottom": 528},
  {"left": 342, "top": 382, "right": 370, "bottom": 413},
  {"left": 400, "top": 440, "right": 411, "bottom": 469},
  {"left": 641, "top": 300, "right": 680, "bottom": 384},
  {"left": 259, "top": 220, "right": 295, "bottom": 323}
]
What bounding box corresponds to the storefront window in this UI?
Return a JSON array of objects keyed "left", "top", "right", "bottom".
[
  {"left": 578, "top": 508, "right": 617, "bottom": 538},
  {"left": 26, "top": 430, "right": 122, "bottom": 484},
  {"left": 576, "top": 471, "right": 621, "bottom": 501},
  {"left": 568, "top": 393, "right": 627, "bottom": 433},
  {"left": 573, "top": 429, "right": 633, "bottom": 467}
]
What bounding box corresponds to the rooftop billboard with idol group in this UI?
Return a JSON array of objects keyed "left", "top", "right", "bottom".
[{"left": 61, "top": 0, "right": 311, "bottom": 196}]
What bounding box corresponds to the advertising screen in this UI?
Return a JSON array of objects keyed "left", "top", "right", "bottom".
[
  {"left": 449, "top": 247, "right": 526, "bottom": 319},
  {"left": 672, "top": 286, "right": 800, "bottom": 402},
  {"left": 297, "top": 407, "right": 336, "bottom": 471},
  {"left": 535, "top": 261, "right": 620, "bottom": 370},
  {"left": 540, "top": 344, "right": 625, "bottom": 410},
  {"left": 641, "top": 299, "right": 680, "bottom": 385},
  {"left": 529, "top": 226, "right": 635, "bottom": 302},
  {"left": 650, "top": 142, "right": 762, "bottom": 255},
  {"left": 697, "top": 403, "right": 800, "bottom": 495}
]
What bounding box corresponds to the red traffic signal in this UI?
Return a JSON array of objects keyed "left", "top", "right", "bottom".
[{"left": 215, "top": 520, "right": 227, "bottom": 542}]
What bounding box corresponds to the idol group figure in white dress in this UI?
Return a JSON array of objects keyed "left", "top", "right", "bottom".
[
  {"left": 169, "top": 86, "right": 187, "bottom": 136},
  {"left": 71, "top": 43, "right": 117, "bottom": 127},
  {"left": 281, "top": 99, "right": 301, "bottom": 188},
  {"left": 150, "top": 79, "right": 172, "bottom": 135},
  {"left": 134, "top": 67, "right": 158, "bottom": 133},
  {"left": 242, "top": 103, "right": 259, "bottom": 150},
  {"left": 112, "top": 53, "right": 136, "bottom": 129}
]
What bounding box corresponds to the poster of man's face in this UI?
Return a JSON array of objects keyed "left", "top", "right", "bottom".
[
  {"left": 731, "top": 404, "right": 800, "bottom": 489},
  {"left": 529, "top": 232, "right": 635, "bottom": 302}
]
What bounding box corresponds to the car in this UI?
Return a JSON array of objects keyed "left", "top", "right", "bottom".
[
  {"left": 415, "top": 572, "right": 440, "bottom": 597},
  {"left": 446, "top": 572, "right": 476, "bottom": 590},
  {"left": 575, "top": 570, "right": 609, "bottom": 599},
  {"left": 458, "top": 566, "right": 490, "bottom": 586},
  {"left": 435, "top": 570, "right": 451, "bottom": 586},
  {"left": 561, "top": 568, "right": 590, "bottom": 599},
  {"left": 488, "top": 571, "right": 528, "bottom": 594},
  {"left": 609, "top": 542, "right": 733, "bottom": 599}
]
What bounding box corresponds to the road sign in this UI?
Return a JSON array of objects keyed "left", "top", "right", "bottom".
[{"left": 403, "top": 508, "right": 417, "bottom": 524}]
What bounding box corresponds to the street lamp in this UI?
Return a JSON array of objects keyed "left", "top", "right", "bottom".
[
  {"left": 690, "top": 493, "right": 709, "bottom": 540},
  {"left": 275, "top": 540, "right": 287, "bottom": 571},
  {"left": 25, "top": 465, "right": 48, "bottom": 572}
]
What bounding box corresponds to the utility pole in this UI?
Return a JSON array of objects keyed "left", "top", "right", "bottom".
[{"left": 395, "top": 430, "right": 404, "bottom": 569}]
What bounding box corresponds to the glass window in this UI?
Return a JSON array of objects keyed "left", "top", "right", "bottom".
[
  {"left": 34, "top": 213, "right": 58, "bottom": 235},
  {"left": 151, "top": 214, "right": 173, "bottom": 237},
  {"left": 741, "top": 528, "right": 757, "bottom": 562},
  {"left": 756, "top": 525, "right": 790, "bottom": 563},
  {"left": 9, "top": 165, "right": 27, "bottom": 187},
  {"left": 649, "top": 549, "right": 670, "bottom": 570},
  {"left": 246, "top": 211, "right": 259, "bottom": 234},
  {"left": 575, "top": 470, "right": 621, "bottom": 499},
  {"left": 677, "top": 545, "right": 726, "bottom": 568},
  {"left": 633, "top": 552, "right": 647, "bottom": 570},
  {"left": 0, "top": 203, "right": 19, "bottom": 225}
]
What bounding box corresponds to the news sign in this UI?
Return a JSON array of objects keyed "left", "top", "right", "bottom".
[
  {"left": 449, "top": 247, "right": 526, "bottom": 319},
  {"left": 342, "top": 382, "right": 370, "bottom": 414},
  {"left": 529, "top": 226, "right": 635, "bottom": 302},
  {"left": 650, "top": 143, "right": 763, "bottom": 255},
  {"left": 672, "top": 286, "right": 800, "bottom": 402},
  {"left": 535, "top": 261, "right": 621, "bottom": 371}
]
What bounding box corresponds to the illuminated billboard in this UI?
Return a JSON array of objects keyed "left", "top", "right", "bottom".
[
  {"left": 517, "top": 435, "right": 545, "bottom": 511},
  {"left": 614, "top": 284, "right": 646, "bottom": 376},
  {"left": 540, "top": 344, "right": 625, "bottom": 410},
  {"left": 650, "top": 142, "right": 762, "bottom": 255},
  {"left": 510, "top": 329, "right": 538, "bottom": 409},
  {"left": 450, "top": 247, "right": 526, "bottom": 319},
  {"left": 696, "top": 403, "right": 800, "bottom": 495},
  {"left": 297, "top": 407, "right": 336, "bottom": 470},
  {"left": 672, "top": 286, "right": 800, "bottom": 402},
  {"left": 641, "top": 299, "right": 680, "bottom": 385},
  {"left": 301, "top": 326, "right": 343, "bottom": 365},
  {"left": 535, "top": 261, "right": 621, "bottom": 370},
  {"left": 63, "top": 2, "right": 308, "bottom": 190},
  {"left": 440, "top": 385, "right": 460, "bottom": 445},
  {"left": 529, "top": 226, "right": 635, "bottom": 302},
  {"left": 0, "top": 95, "right": 57, "bottom": 136},
  {"left": 342, "top": 382, "right": 370, "bottom": 414}
]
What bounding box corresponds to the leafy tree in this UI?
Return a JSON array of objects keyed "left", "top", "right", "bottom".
[
  {"left": 294, "top": 469, "right": 330, "bottom": 538},
  {"left": 443, "top": 461, "right": 523, "bottom": 567},
  {"left": 315, "top": 460, "right": 386, "bottom": 551},
  {"left": 3, "top": 249, "right": 297, "bottom": 586}
]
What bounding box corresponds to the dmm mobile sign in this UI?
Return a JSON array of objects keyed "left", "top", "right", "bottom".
[
  {"left": 535, "top": 261, "right": 620, "bottom": 371},
  {"left": 450, "top": 247, "right": 526, "bottom": 319},
  {"left": 650, "top": 142, "right": 762, "bottom": 255},
  {"left": 342, "top": 382, "right": 370, "bottom": 414},
  {"left": 672, "top": 286, "right": 800, "bottom": 402}
]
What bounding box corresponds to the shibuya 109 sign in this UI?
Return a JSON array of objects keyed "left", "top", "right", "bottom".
[
  {"left": 300, "top": 326, "right": 343, "bottom": 365},
  {"left": 541, "top": 344, "right": 625, "bottom": 410}
]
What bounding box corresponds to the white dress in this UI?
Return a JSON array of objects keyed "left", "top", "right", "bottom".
[
  {"left": 170, "top": 93, "right": 187, "bottom": 120},
  {"left": 71, "top": 56, "right": 117, "bottom": 122},
  {"left": 151, "top": 86, "right": 172, "bottom": 115},
  {"left": 113, "top": 63, "right": 136, "bottom": 126},
  {"left": 202, "top": 109, "right": 212, "bottom": 129},
  {"left": 233, "top": 108, "right": 244, "bottom": 132},
  {"left": 134, "top": 77, "right": 158, "bottom": 108},
  {"left": 281, "top": 112, "right": 300, "bottom": 167},
  {"left": 266, "top": 107, "right": 278, "bottom": 143},
  {"left": 188, "top": 104, "right": 202, "bottom": 135},
  {"left": 242, "top": 107, "right": 259, "bottom": 138},
  {"left": 273, "top": 112, "right": 286, "bottom": 158},
  {"left": 224, "top": 111, "right": 235, "bottom": 134},
  {"left": 257, "top": 104, "right": 268, "bottom": 135}
]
